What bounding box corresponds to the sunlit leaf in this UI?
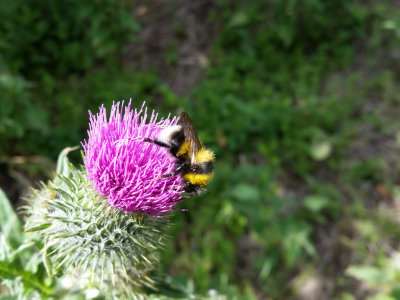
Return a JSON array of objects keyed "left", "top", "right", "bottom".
[
  {"left": 230, "top": 184, "right": 261, "bottom": 202},
  {"left": 346, "top": 265, "right": 394, "bottom": 285},
  {"left": 310, "top": 141, "right": 332, "bottom": 161},
  {"left": 0, "top": 189, "right": 22, "bottom": 247},
  {"left": 303, "top": 195, "right": 330, "bottom": 212},
  {"left": 56, "top": 146, "right": 79, "bottom": 176}
]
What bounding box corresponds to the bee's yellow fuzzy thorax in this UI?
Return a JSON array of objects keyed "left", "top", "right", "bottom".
[{"left": 195, "top": 149, "right": 215, "bottom": 164}]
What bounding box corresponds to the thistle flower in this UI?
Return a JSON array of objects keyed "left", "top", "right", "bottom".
[
  {"left": 82, "top": 101, "right": 184, "bottom": 217},
  {"left": 22, "top": 101, "right": 193, "bottom": 298}
]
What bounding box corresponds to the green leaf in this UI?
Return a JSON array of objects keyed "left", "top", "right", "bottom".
[
  {"left": 368, "top": 296, "right": 397, "bottom": 300},
  {"left": 0, "top": 189, "right": 22, "bottom": 246},
  {"left": 0, "top": 295, "right": 19, "bottom": 299},
  {"left": 259, "top": 258, "right": 274, "bottom": 280},
  {"left": 303, "top": 195, "right": 330, "bottom": 212},
  {"left": 144, "top": 274, "right": 195, "bottom": 298},
  {"left": 228, "top": 12, "right": 249, "bottom": 27},
  {"left": 283, "top": 223, "right": 316, "bottom": 266},
  {"left": 310, "top": 141, "right": 332, "bottom": 161},
  {"left": 230, "top": 184, "right": 261, "bottom": 202},
  {"left": 0, "top": 259, "right": 52, "bottom": 296},
  {"left": 56, "top": 146, "right": 79, "bottom": 176},
  {"left": 346, "top": 265, "right": 394, "bottom": 285}
]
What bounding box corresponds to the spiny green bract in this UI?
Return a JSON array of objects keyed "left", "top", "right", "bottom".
[{"left": 24, "top": 161, "right": 166, "bottom": 297}]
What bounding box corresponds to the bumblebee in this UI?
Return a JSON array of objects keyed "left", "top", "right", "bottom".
[{"left": 144, "top": 112, "right": 215, "bottom": 196}]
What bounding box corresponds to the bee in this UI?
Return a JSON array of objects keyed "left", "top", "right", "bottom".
[{"left": 144, "top": 112, "right": 215, "bottom": 196}]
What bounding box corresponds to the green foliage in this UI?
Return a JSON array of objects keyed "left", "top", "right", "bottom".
[
  {"left": 0, "top": 0, "right": 138, "bottom": 78},
  {"left": 161, "top": 0, "right": 370, "bottom": 296},
  {"left": 190, "top": 0, "right": 367, "bottom": 173},
  {"left": 0, "top": 61, "right": 38, "bottom": 157},
  {"left": 0, "top": 188, "right": 52, "bottom": 299},
  {"left": 344, "top": 206, "right": 400, "bottom": 299},
  {"left": 156, "top": 1, "right": 400, "bottom": 298},
  {"left": 2, "top": 0, "right": 400, "bottom": 298},
  {"left": 0, "top": 189, "right": 22, "bottom": 248},
  {"left": 0, "top": 0, "right": 139, "bottom": 158}
]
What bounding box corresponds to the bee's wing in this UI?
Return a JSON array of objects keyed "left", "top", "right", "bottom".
[{"left": 179, "top": 112, "right": 202, "bottom": 162}]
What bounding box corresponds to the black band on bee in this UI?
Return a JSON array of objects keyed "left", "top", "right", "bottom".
[
  {"left": 183, "top": 182, "right": 203, "bottom": 195},
  {"left": 192, "top": 162, "right": 213, "bottom": 174}
]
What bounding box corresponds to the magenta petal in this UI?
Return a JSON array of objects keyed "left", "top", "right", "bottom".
[{"left": 82, "top": 100, "right": 184, "bottom": 217}]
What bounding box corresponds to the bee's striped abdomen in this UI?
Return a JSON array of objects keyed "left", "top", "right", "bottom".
[
  {"left": 181, "top": 148, "right": 215, "bottom": 188},
  {"left": 183, "top": 172, "right": 213, "bottom": 187},
  {"left": 192, "top": 162, "right": 213, "bottom": 174}
]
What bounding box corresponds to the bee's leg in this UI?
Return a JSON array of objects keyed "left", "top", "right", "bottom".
[
  {"left": 160, "top": 162, "right": 185, "bottom": 178},
  {"left": 182, "top": 182, "right": 201, "bottom": 197},
  {"left": 143, "top": 137, "right": 171, "bottom": 149}
]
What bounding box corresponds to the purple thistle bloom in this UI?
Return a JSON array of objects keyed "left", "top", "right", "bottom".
[{"left": 82, "top": 101, "right": 184, "bottom": 217}]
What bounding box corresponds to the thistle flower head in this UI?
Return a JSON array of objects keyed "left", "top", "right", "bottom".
[{"left": 82, "top": 101, "right": 184, "bottom": 217}]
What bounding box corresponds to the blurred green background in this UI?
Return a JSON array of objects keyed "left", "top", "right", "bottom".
[{"left": 2, "top": 0, "right": 400, "bottom": 299}]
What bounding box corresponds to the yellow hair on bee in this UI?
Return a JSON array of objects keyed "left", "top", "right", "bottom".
[
  {"left": 146, "top": 112, "right": 214, "bottom": 195},
  {"left": 183, "top": 172, "right": 214, "bottom": 187},
  {"left": 177, "top": 141, "right": 189, "bottom": 157},
  {"left": 195, "top": 148, "right": 215, "bottom": 164}
]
